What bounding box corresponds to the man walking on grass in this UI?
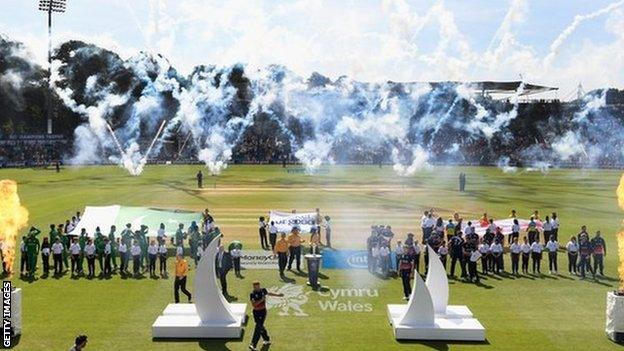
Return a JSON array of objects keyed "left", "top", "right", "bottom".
[{"left": 249, "top": 281, "right": 284, "bottom": 351}]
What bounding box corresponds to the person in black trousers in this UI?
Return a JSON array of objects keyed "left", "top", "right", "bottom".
[
  {"left": 41, "top": 237, "right": 51, "bottom": 275},
  {"left": 397, "top": 249, "right": 414, "bottom": 300},
  {"left": 174, "top": 254, "right": 192, "bottom": 303},
  {"left": 249, "top": 282, "right": 284, "bottom": 351},
  {"left": 258, "top": 217, "right": 269, "bottom": 250},
  {"left": 448, "top": 233, "right": 464, "bottom": 278},
  {"left": 196, "top": 170, "right": 203, "bottom": 188},
  {"left": 216, "top": 245, "right": 233, "bottom": 296}
]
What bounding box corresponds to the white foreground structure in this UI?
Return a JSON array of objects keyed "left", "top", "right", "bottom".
[
  {"left": 387, "top": 246, "right": 485, "bottom": 341},
  {"left": 152, "top": 235, "right": 247, "bottom": 338},
  {"left": 11, "top": 288, "right": 22, "bottom": 335}
]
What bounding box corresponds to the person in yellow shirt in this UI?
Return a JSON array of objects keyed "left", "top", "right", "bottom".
[
  {"left": 274, "top": 233, "right": 289, "bottom": 278},
  {"left": 287, "top": 227, "right": 304, "bottom": 272},
  {"left": 174, "top": 254, "right": 192, "bottom": 303}
]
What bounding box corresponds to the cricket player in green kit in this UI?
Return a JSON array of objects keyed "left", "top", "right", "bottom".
[
  {"left": 78, "top": 228, "right": 88, "bottom": 274},
  {"left": 121, "top": 224, "right": 133, "bottom": 273},
  {"left": 108, "top": 225, "right": 118, "bottom": 271},
  {"left": 26, "top": 227, "right": 41, "bottom": 276},
  {"left": 175, "top": 223, "right": 186, "bottom": 253},
  {"left": 59, "top": 224, "right": 70, "bottom": 272},
  {"left": 49, "top": 224, "right": 60, "bottom": 248},
  {"left": 95, "top": 227, "right": 106, "bottom": 275},
  {"left": 138, "top": 225, "right": 149, "bottom": 269}
]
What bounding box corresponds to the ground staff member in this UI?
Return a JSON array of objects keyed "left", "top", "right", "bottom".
[
  {"left": 398, "top": 248, "right": 414, "bottom": 300},
  {"left": 287, "top": 227, "right": 304, "bottom": 272},
  {"left": 249, "top": 281, "right": 284, "bottom": 351},
  {"left": 274, "top": 233, "right": 289, "bottom": 278},
  {"left": 174, "top": 254, "right": 192, "bottom": 303},
  {"left": 268, "top": 221, "right": 278, "bottom": 251},
  {"left": 566, "top": 236, "right": 578, "bottom": 275},
  {"left": 546, "top": 236, "right": 558, "bottom": 274},
  {"left": 41, "top": 238, "right": 50, "bottom": 275}
]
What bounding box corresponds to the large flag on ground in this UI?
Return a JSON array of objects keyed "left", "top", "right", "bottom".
[{"left": 68, "top": 205, "right": 202, "bottom": 237}]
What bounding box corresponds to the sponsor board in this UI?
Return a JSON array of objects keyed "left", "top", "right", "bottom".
[
  {"left": 266, "top": 284, "right": 378, "bottom": 316},
  {"left": 240, "top": 250, "right": 279, "bottom": 269},
  {"left": 323, "top": 250, "right": 397, "bottom": 269}
]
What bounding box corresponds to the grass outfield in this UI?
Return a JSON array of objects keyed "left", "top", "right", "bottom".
[{"left": 2, "top": 164, "right": 624, "bottom": 350}]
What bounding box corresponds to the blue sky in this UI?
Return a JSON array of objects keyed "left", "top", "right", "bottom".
[{"left": 1, "top": 0, "right": 623, "bottom": 97}]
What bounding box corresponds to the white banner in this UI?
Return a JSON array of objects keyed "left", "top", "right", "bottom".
[
  {"left": 240, "top": 250, "right": 279, "bottom": 269},
  {"left": 269, "top": 211, "right": 318, "bottom": 233}
]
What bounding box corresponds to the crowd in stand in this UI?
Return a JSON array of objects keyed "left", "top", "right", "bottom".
[{"left": 365, "top": 209, "right": 607, "bottom": 298}]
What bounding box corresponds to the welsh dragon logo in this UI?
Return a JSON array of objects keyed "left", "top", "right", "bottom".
[{"left": 266, "top": 284, "right": 309, "bottom": 316}]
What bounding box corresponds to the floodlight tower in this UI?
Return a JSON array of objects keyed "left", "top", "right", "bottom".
[{"left": 38, "top": 0, "right": 66, "bottom": 134}]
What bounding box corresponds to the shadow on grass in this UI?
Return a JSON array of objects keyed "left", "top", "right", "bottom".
[
  {"left": 152, "top": 330, "right": 246, "bottom": 351},
  {"left": 397, "top": 338, "right": 491, "bottom": 350}
]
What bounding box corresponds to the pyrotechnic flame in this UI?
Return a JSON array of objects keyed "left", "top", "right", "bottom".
[
  {"left": 0, "top": 180, "right": 29, "bottom": 275},
  {"left": 617, "top": 174, "right": 624, "bottom": 291}
]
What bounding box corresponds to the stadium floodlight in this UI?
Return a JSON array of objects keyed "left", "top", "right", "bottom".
[{"left": 37, "top": 0, "right": 67, "bottom": 134}]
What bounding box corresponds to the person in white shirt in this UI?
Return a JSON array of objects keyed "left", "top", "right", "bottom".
[
  {"left": 51, "top": 238, "right": 64, "bottom": 275},
  {"left": 103, "top": 238, "right": 112, "bottom": 276},
  {"left": 530, "top": 240, "right": 543, "bottom": 274},
  {"left": 268, "top": 221, "right": 278, "bottom": 251},
  {"left": 231, "top": 246, "right": 242, "bottom": 277},
  {"left": 176, "top": 245, "right": 184, "bottom": 257},
  {"left": 379, "top": 244, "right": 390, "bottom": 277},
  {"left": 468, "top": 247, "right": 481, "bottom": 283},
  {"left": 158, "top": 242, "right": 168, "bottom": 276},
  {"left": 509, "top": 237, "right": 521, "bottom": 275},
  {"left": 371, "top": 244, "right": 380, "bottom": 274},
  {"left": 566, "top": 236, "right": 579, "bottom": 275},
  {"left": 478, "top": 241, "right": 490, "bottom": 274},
  {"left": 258, "top": 217, "right": 269, "bottom": 250},
  {"left": 510, "top": 219, "right": 520, "bottom": 246},
  {"left": 490, "top": 241, "right": 504, "bottom": 274},
  {"left": 148, "top": 240, "right": 158, "bottom": 277},
  {"left": 84, "top": 239, "right": 96, "bottom": 278},
  {"left": 40, "top": 237, "right": 51, "bottom": 275},
  {"left": 157, "top": 223, "right": 167, "bottom": 246},
  {"left": 118, "top": 240, "right": 128, "bottom": 274},
  {"left": 69, "top": 238, "right": 82, "bottom": 276},
  {"left": 438, "top": 241, "right": 448, "bottom": 270},
  {"left": 542, "top": 216, "right": 553, "bottom": 245},
  {"left": 551, "top": 212, "right": 560, "bottom": 241},
  {"left": 424, "top": 214, "right": 435, "bottom": 242},
  {"left": 520, "top": 236, "right": 531, "bottom": 274},
  {"left": 545, "top": 236, "right": 559, "bottom": 274},
  {"left": 131, "top": 240, "right": 142, "bottom": 277},
  {"left": 420, "top": 211, "right": 430, "bottom": 241},
  {"left": 394, "top": 241, "right": 404, "bottom": 274}
]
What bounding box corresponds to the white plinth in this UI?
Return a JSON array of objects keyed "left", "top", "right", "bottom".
[
  {"left": 606, "top": 291, "right": 624, "bottom": 342},
  {"left": 151, "top": 235, "right": 247, "bottom": 339},
  {"left": 163, "top": 303, "right": 247, "bottom": 321},
  {"left": 388, "top": 312, "right": 485, "bottom": 341},
  {"left": 387, "top": 259, "right": 485, "bottom": 342},
  {"left": 11, "top": 288, "right": 22, "bottom": 335},
  {"left": 152, "top": 314, "right": 244, "bottom": 338},
  {"left": 387, "top": 304, "right": 473, "bottom": 320}
]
